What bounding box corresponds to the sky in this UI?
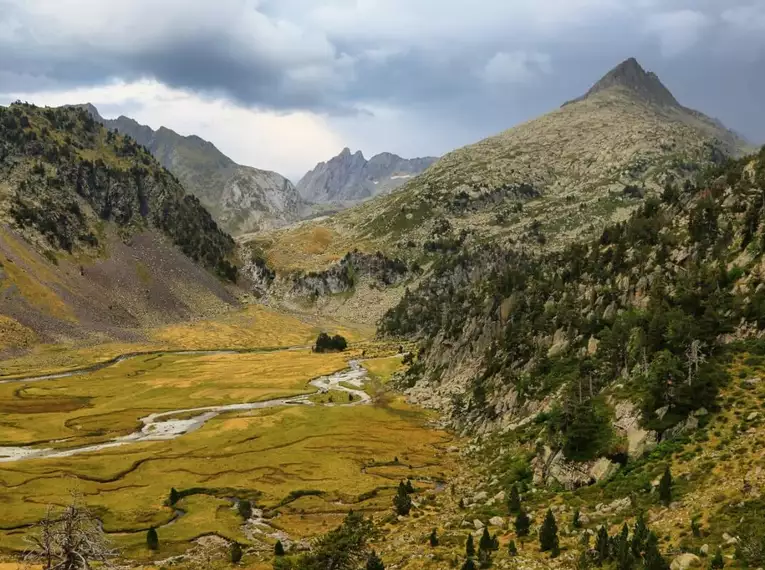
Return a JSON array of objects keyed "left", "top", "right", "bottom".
[{"left": 0, "top": 0, "right": 763, "bottom": 182}]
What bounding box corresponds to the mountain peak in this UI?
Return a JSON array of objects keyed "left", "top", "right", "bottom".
[{"left": 569, "top": 57, "right": 680, "bottom": 108}]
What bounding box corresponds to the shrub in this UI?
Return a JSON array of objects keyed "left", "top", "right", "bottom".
[{"left": 314, "top": 333, "right": 348, "bottom": 353}]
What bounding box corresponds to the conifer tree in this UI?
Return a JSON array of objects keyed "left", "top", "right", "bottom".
[
  {"left": 394, "top": 482, "right": 412, "bottom": 516},
  {"left": 466, "top": 534, "right": 475, "bottom": 557},
  {"left": 643, "top": 532, "right": 669, "bottom": 570},
  {"left": 461, "top": 558, "right": 476, "bottom": 570},
  {"left": 573, "top": 508, "right": 581, "bottom": 529},
  {"left": 168, "top": 487, "right": 180, "bottom": 506},
  {"left": 430, "top": 528, "right": 439, "bottom": 547},
  {"left": 710, "top": 546, "right": 724, "bottom": 570},
  {"left": 274, "top": 540, "right": 285, "bottom": 557},
  {"left": 615, "top": 523, "right": 633, "bottom": 570},
  {"left": 508, "top": 540, "right": 518, "bottom": 556},
  {"left": 659, "top": 466, "right": 673, "bottom": 506},
  {"left": 146, "top": 527, "right": 159, "bottom": 551},
  {"left": 539, "top": 509, "right": 559, "bottom": 553},
  {"left": 478, "top": 548, "right": 492, "bottom": 569},
  {"left": 479, "top": 527, "right": 493, "bottom": 552},
  {"left": 508, "top": 485, "right": 522, "bottom": 515},
  {"left": 366, "top": 550, "right": 385, "bottom": 570},
  {"left": 515, "top": 509, "right": 531, "bottom": 537},
  {"left": 596, "top": 525, "right": 610, "bottom": 565},
  {"left": 632, "top": 513, "right": 649, "bottom": 558},
  {"left": 405, "top": 480, "right": 415, "bottom": 494},
  {"left": 238, "top": 499, "right": 252, "bottom": 520},
  {"left": 230, "top": 542, "right": 243, "bottom": 564}
]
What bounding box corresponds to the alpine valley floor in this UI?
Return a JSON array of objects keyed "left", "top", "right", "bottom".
[{"left": 0, "top": 305, "right": 459, "bottom": 566}]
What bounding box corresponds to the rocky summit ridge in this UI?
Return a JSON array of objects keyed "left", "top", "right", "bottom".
[
  {"left": 297, "top": 147, "right": 437, "bottom": 204},
  {"left": 76, "top": 104, "right": 304, "bottom": 236},
  {"left": 566, "top": 57, "right": 681, "bottom": 108}
]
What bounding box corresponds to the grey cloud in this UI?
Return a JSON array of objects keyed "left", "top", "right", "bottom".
[{"left": 0, "top": 0, "right": 763, "bottom": 149}]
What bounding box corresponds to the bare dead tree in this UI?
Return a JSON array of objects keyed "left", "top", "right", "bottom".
[
  {"left": 685, "top": 340, "right": 707, "bottom": 386},
  {"left": 24, "top": 492, "right": 117, "bottom": 570}
]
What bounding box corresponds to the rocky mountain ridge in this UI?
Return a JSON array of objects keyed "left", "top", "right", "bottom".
[
  {"left": 77, "top": 104, "right": 304, "bottom": 235},
  {"left": 250, "top": 58, "right": 752, "bottom": 278},
  {"left": 297, "top": 147, "right": 437, "bottom": 204}
]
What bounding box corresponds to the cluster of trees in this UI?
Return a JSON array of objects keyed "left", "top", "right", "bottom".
[
  {"left": 381, "top": 148, "right": 765, "bottom": 448},
  {"left": 273, "top": 511, "right": 375, "bottom": 570},
  {"left": 314, "top": 333, "right": 348, "bottom": 353},
  {"left": 393, "top": 480, "right": 415, "bottom": 516},
  {"left": 0, "top": 103, "right": 238, "bottom": 282}
]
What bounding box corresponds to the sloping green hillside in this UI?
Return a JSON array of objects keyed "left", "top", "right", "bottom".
[{"left": 0, "top": 102, "right": 236, "bottom": 280}]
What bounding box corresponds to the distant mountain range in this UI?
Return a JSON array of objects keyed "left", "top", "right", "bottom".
[
  {"left": 77, "top": 104, "right": 304, "bottom": 236},
  {"left": 297, "top": 148, "right": 437, "bottom": 204}
]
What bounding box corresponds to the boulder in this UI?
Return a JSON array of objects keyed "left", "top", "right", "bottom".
[
  {"left": 489, "top": 517, "right": 505, "bottom": 528},
  {"left": 473, "top": 519, "right": 485, "bottom": 530},
  {"left": 473, "top": 491, "right": 488, "bottom": 502},
  {"left": 700, "top": 544, "right": 709, "bottom": 556},
  {"left": 670, "top": 553, "right": 702, "bottom": 570},
  {"left": 664, "top": 415, "right": 699, "bottom": 440},
  {"left": 747, "top": 412, "right": 759, "bottom": 421},
  {"left": 590, "top": 458, "right": 620, "bottom": 482},
  {"left": 587, "top": 336, "right": 600, "bottom": 355}
]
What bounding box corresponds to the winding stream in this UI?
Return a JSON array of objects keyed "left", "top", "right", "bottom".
[{"left": 0, "top": 350, "right": 371, "bottom": 463}]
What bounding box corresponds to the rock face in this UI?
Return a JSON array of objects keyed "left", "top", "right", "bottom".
[
  {"left": 532, "top": 446, "right": 619, "bottom": 490},
  {"left": 77, "top": 105, "right": 303, "bottom": 235},
  {"left": 297, "top": 148, "right": 437, "bottom": 204}
]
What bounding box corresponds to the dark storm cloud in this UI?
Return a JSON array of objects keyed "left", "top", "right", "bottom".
[{"left": 0, "top": 0, "right": 763, "bottom": 144}]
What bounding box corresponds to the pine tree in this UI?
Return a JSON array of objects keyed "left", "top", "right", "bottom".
[
  {"left": 710, "top": 546, "right": 724, "bottom": 569},
  {"left": 508, "top": 540, "right": 518, "bottom": 556},
  {"left": 615, "top": 523, "right": 633, "bottom": 570},
  {"left": 576, "top": 549, "right": 592, "bottom": 570},
  {"left": 146, "top": 527, "right": 159, "bottom": 551},
  {"left": 405, "top": 480, "right": 415, "bottom": 494},
  {"left": 515, "top": 509, "right": 531, "bottom": 537},
  {"left": 478, "top": 548, "right": 492, "bottom": 569},
  {"left": 430, "top": 528, "right": 439, "bottom": 547},
  {"left": 230, "top": 542, "right": 243, "bottom": 564},
  {"left": 596, "top": 525, "right": 610, "bottom": 565},
  {"left": 238, "top": 499, "right": 252, "bottom": 520},
  {"left": 659, "top": 466, "right": 672, "bottom": 506},
  {"left": 461, "top": 559, "right": 477, "bottom": 570},
  {"left": 479, "top": 527, "right": 493, "bottom": 552},
  {"left": 573, "top": 508, "right": 581, "bottom": 529},
  {"left": 643, "top": 532, "right": 669, "bottom": 570},
  {"left": 168, "top": 487, "right": 180, "bottom": 506},
  {"left": 631, "top": 513, "right": 648, "bottom": 558},
  {"left": 274, "top": 540, "right": 285, "bottom": 557},
  {"left": 539, "top": 509, "right": 559, "bottom": 553},
  {"left": 508, "top": 485, "right": 522, "bottom": 514},
  {"left": 466, "top": 534, "right": 475, "bottom": 557},
  {"left": 394, "top": 482, "right": 412, "bottom": 516},
  {"left": 459, "top": 497, "right": 465, "bottom": 509},
  {"left": 366, "top": 550, "right": 385, "bottom": 570}
]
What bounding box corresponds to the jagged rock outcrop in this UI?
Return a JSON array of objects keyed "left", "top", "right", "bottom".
[
  {"left": 297, "top": 148, "right": 437, "bottom": 204},
  {"left": 289, "top": 252, "right": 410, "bottom": 299},
  {"left": 75, "top": 104, "right": 303, "bottom": 235}
]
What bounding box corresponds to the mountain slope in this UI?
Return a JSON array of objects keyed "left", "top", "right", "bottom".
[
  {"left": 250, "top": 58, "right": 751, "bottom": 274},
  {"left": 382, "top": 141, "right": 765, "bottom": 474},
  {"left": 297, "top": 148, "right": 437, "bottom": 203},
  {"left": 0, "top": 103, "right": 238, "bottom": 346},
  {"left": 78, "top": 105, "right": 303, "bottom": 235}
]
